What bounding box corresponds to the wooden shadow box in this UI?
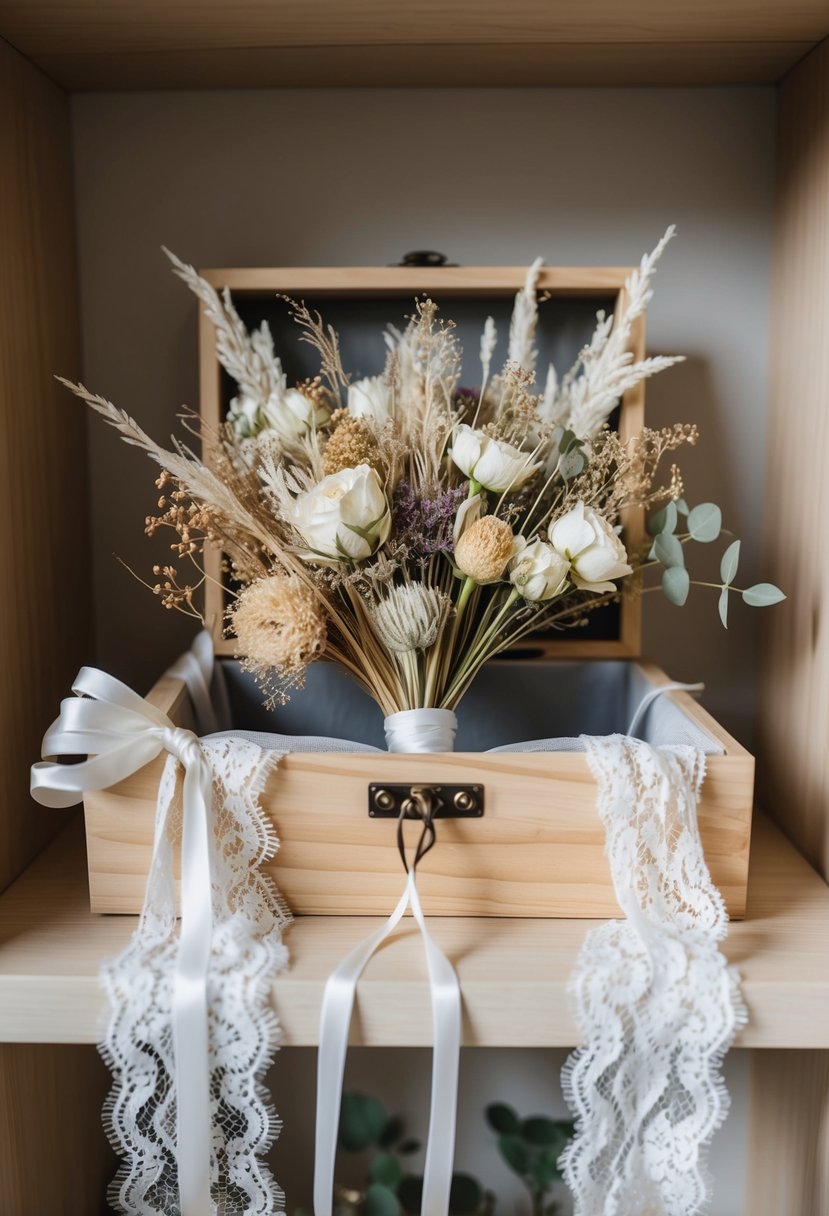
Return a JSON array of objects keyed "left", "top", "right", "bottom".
[{"left": 83, "top": 265, "right": 755, "bottom": 919}]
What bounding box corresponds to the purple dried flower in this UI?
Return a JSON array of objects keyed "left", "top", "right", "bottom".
[{"left": 392, "top": 481, "right": 466, "bottom": 557}]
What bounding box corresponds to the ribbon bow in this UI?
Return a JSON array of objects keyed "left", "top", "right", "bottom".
[{"left": 30, "top": 661, "right": 216, "bottom": 1216}]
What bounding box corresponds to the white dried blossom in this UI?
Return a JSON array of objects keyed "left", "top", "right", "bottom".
[{"left": 372, "top": 584, "right": 452, "bottom": 653}]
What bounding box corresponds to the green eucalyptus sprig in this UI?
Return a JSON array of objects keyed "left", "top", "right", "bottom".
[
  {"left": 647, "top": 498, "right": 784, "bottom": 626},
  {"left": 336, "top": 1093, "right": 488, "bottom": 1216},
  {"left": 485, "top": 1103, "right": 574, "bottom": 1216}
]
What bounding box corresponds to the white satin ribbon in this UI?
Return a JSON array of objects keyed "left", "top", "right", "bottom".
[
  {"left": 627, "top": 680, "right": 704, "bottom": 737},
  {"left": 30, "top": 654, "right": 216, "bottom": 1216},
  {"left": 314, "top": 846, "right": 461, "bottom": 1216},
  {"left": 384, "top": 708, "right": 458, "bottom": 753}
]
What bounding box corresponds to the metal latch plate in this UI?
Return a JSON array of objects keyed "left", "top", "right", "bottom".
[{"left": 368, "top": 783, "right": 484, "bottom": 819}]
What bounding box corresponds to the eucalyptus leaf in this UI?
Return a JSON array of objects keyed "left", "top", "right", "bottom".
[
  {"left": 486, "top": 1103, "right": 520, "bottom": 1136},
  {"left": 533, "top": 1150, "right": 564, "bottom": 1187},
  {"left": 742, "top": 583, "right": 786, "bottom": 607},
  {"left": 687, "top": 502, "right": 722, "bottom": 543},
  {"left": 397, "top": 1176, "right": 423, "bottom": 1215},
  {"left": 559, "top": 448, "right": 585, "bottom": 480},
  {"left": 369, "top": 1153, "right": 404, "bottom": 1189},
  {"left": 720, "top": 539, "right": 741, "bottom": 586},
  {"left": 364, "top": 1183, "right": 402, "bottom": 1216},
  {"left": 662, "top": 566, "right": 690, "bottom": 607},
  {"left": 449, "top": 1174, "right": 483, "bottom": 1216},
  {"left": 339, "top": 1093, "right": 388, "bottom": 1152},
  {"left": 676, "top": 497, "right": 690, "bottom": 516},
  {"left": 559, "top": 429, "right": 583, "bottom": 456},
  {"left": 498, "top": 1133, "right": 531, "bottom": 1175},
  {"left": 719, "top": 585, "right": 729, "bottom": 629},
  {"left": 521, "top": 1116, "right": 561, "bottom": 1147},
  {"left": 378, "top": 1116, "right": 404, "bottom": 1148},
  {"left": 647, "top": 504, "right": 668, "bottom": 536},
  {"left": 648, "top": 500, "right": 678, "bottom": 536},
  {"left": 654, "top": 532, "right": 685, "bottom": 569}
]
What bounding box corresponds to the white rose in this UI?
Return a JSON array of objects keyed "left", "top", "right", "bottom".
[
  {"left": 289, "top": 463, "right": 391, "bottom": 561},
  {"left": 263, "top": 386, "right": 328, "bottom": 444},
  {"left": 228, "top": 393, "right": 262, "bottom": 439},
  {"left": 348, "top": 375, "right": 391, "bottom": 425},
  {"left": 449, "top": 424, "right": 540, "bottom": 493},
  {"left": 549, "top": 502, "right": 633, "bottom": 593},
  {"left": 508, "top": 538, "right": 570, "bottom": 602},
  {"left": 229, "top": 385, "right": 328, "bottom": 442}
]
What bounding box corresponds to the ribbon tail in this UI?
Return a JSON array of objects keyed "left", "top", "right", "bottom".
[
  {"left": 313, "top": 885, "right": 412, "bottom": 1216},
  {"left": 172, "top": 759, "right": 215, "bottom": 1216},
  {"left": 408, "top": 872, "right": 461, "bottom": 1216}
]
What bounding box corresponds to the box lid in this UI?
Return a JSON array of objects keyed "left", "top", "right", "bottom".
[{"left": 197, "top": 265, "right": 645, "bottom": 659}]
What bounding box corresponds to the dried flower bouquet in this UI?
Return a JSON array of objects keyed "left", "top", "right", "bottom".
[{"left": 63, "top": 230, "right": 783, "bottom": 725}]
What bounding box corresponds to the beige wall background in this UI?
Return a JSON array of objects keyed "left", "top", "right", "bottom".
[{"left": 70, "top": 86, "right": 775, "bottom": 1213}]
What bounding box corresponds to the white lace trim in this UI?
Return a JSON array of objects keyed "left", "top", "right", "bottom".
[
  {"left": 561, "top": 735, "right": 746, "bottom": 1216},
  {"left": 100, "top": 737, "right": 291, "bottom": 1215}
]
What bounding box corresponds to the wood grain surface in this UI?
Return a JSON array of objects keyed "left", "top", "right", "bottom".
[
  {"left": 757, "top": 37, "right": 829, "bottom": 879},
  {"left": 0, "top": 38, "right": 91, "bottom": 894},
  {"left": 1, "top": 813, "right": 826, "bottom": 1048}
]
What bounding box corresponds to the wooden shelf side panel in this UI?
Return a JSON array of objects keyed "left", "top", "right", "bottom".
[
  {"left": 0, "top": 37, "right": 92, "bottom": 894},
  {"left": 757, "top": 37, "right": 829, "bottom": 877}
]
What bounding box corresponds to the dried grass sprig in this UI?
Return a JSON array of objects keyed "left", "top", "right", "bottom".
[
  {"left": 541, "top": 228, "right": 684, "bottom": 439},
  {"left": 163, "top": 249, "right": 284, "bottom": 407}
]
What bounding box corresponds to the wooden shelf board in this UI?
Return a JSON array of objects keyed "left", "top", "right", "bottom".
[
  {"left": 1, "top": 813, "right": 828, "bottom": 1048},
  {"left": 18, "top": 41, "right": 817, "bottom": 92},
  {"left": 2, "top": 1, "right": 827, "bottom": 90}
]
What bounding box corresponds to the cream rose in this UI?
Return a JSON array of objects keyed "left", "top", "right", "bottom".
[
  {"left": 548, "top": 502, "right": 633, "bottom": 593},
  {"left": 348, "top": 375, "right": 391, "bottom": 425},
  {"left": 289, "top": 463, "right": 391, "bottom": 561},
  {"left": 449, "top": 424, "right": 540, "bottom": 493},
  {"left": 227, "top": 393, "right": 262, "bottom": 439},
  {"left": 229, "top": 385, "right": 327, "bottom": 443},
  {"left": 263, "top": 387, "right": 328, "bottom": 444},
  {"left": 508, "top": 538, "right": 569, "bottom": 602}
]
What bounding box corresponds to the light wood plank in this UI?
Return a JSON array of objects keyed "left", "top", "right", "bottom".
[
  {"left": 757, "top": 38, "right": 829, "bottom": 878},
  {"left": 0, "top": 1043, "right": 114, "bottom": 1214},
  {"left": 1, "top": 1, "right": 826, "bottom": 57},
  {"left": 84, "top": 743, "right": 754, "bottom": 919},
  {"left": 1, "top": 814, "right": 827, "bottom": 1048},
  {"left": 83, "top": 660, "right": 753, "bottom": 919},
  {"left": 28, "top": 40, "right": 815, "bottom": 93},
  {"left": 746, "top": 1051, "right": 829, "bottom": 1214},
  {"left": 199, "top": 266, "right": 632, "bottom": 296},
  {"left": 0, "top": 37, "right": 91, "bottom": 894}
]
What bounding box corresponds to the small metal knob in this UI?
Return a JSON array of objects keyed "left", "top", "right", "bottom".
[
  {"left": 373, "top": 788, "right": 395, "bottom": 812},
  {"left": 453, "top": 790, "right": 476, "bottom": 812}
]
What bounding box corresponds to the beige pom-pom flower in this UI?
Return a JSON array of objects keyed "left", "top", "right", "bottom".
[
  {"left": 323, "top": 410, "right": 382, "bottom": 477},
  {"left": 230, "top": 575, "right": 327, "bottom": 701},
  {"left": 454, "top": 515, "right": 517, "bottom": 584}
]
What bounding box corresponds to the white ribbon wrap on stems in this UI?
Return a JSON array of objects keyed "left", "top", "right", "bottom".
[
  {"left": 30, "top": 635, "right": 290, "bottom": 1216},
  {"left": 384, "top": 708, "right": 458, "bottom": 754},
  {"left": 315, "top": 709, "right": 462, "bottom": 1216},
  {"left": 561, "top": 734, "right": 746, "bottom": 1216}
]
